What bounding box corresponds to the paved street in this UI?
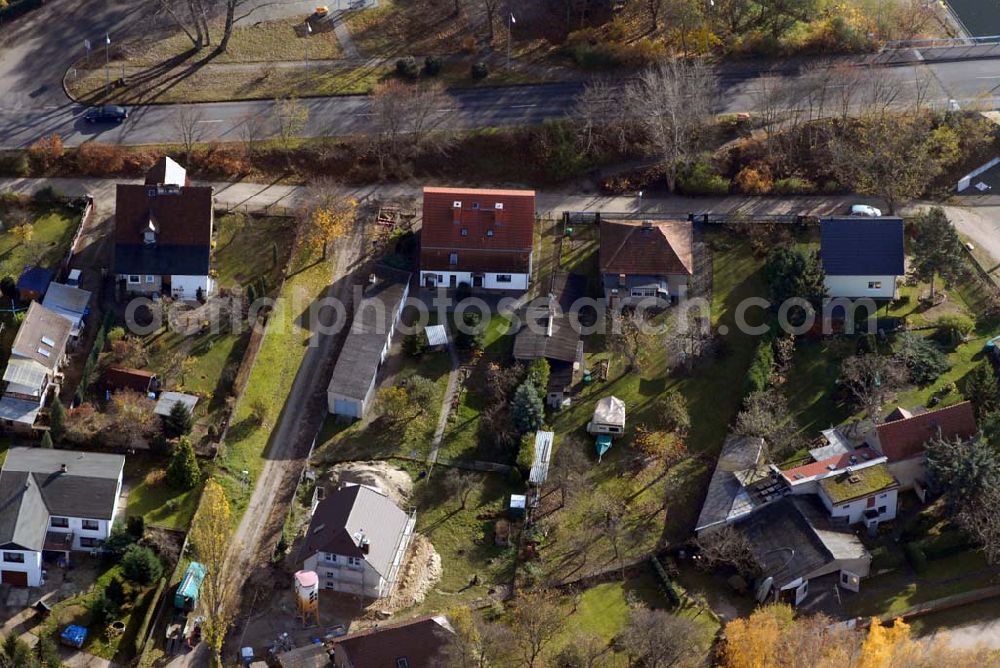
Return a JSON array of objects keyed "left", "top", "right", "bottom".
[{"left": 1, "top": 0, "right": 1000, "bottom": 147}]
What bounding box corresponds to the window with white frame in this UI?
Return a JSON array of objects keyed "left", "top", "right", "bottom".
[
  {"left": 347, "top": 556, "right": 362, "bottom": 568},
  {"left": 128, "top": 275, "right": 140, "bottom": 284},
  {"left": 3, "top": 552, "right": 23, "bottom": 563},
  {"left": 80, "top": 537, "right": 98, "bottom": 548},
  {"left": 50, "top": 517, "right": 69, "bottom": 528},
  {"left": 81, "top": 519, "right": 99, "bottom": 531},
  {"left": 496, "top": 275, "right": 512, "bottom": 283},
  {"left": 145, "top": 275, "right": 155, "bottom": 284},
  {"left": 449, "top": 253, "right": 458, "bottom": 266},
  {"left": 868, "top": 281, "right": 882, "bottom": 289}
]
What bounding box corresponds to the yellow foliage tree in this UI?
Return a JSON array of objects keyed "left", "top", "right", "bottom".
[
  {"left": 190, "top": 479, "right": 234, "bottom": 666},
  {"left": 306, "top": 196, "right": 356, "bottom": 260},
  {"left": 858, "top": 617, "right": 911, "bottom": 668},
  {"left": 721, "top": 604, "right": 792, "bottom": 668},
  {"left": 10, "top": 224, "right": 33, "bottom": 245}
]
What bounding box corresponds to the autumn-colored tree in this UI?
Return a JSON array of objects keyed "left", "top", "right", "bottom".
[
  {"left": 376, "top": 386, "right": 412, "bottom": 422},
  {"left": 109, "top": 336, "right": 149, "bottom": 368},
  {"left": 27, "top": 134, "right": 63, "bottom": 172},
  {"left": 189, "top": 480, "right": 234, "bottom": 665},
  {"left": 508, "top": 589, "right": 563, "bottom": 668},
  {"left": 633, "top": 425, "right": 688, "bottom": 466},
  {"left": 10, "top": 223, "right": 33, "bottom": 246},
  {"left": 106, "top": 390, "right": 160, "bottom": 448},
  {"left": 303, "top": 196, "right": 356, "bottom": 260}
]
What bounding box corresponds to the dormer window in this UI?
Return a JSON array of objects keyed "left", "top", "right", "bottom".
[
  {"left": 486, "top": 229, "right": 495, "bottom": 237},
  {"left": 143, "top": 230, "right": 156, "bottom": 245}
]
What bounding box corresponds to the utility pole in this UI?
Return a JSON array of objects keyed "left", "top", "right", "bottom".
[{"left": 507, "top": 12, "right": 515, "bottom": 71}]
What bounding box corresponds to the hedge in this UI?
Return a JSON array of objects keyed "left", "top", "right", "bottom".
[
  {"left": 904, "top": 542, "right": 928, "bottom": 574},
  {"left": 918, "top": 530, "right": 972, "bottom": 560},
  {"left": 871, "top": 545, "right": 905, "bottom": 571},
  {"left": 744, "top": 339, "right": 775, "bottom": 395},
  {"left": 133, "top": 577, "right": 167, "bottom": 657},
  {"left": 648, "top": 556, "right": 681, "bottom": 607},
  {"left": 79, "top": 309, "right": 115, "bottom": 396}
]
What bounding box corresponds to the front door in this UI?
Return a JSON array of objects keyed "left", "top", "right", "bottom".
[
  {"left": 2, "top": 570, "right": 27, "bottom": 586},
  {"left": 473, "top": 274, "right": 484, "bottom": 288},
  {"left": 449, "top": 275, "right": 457, "bottom": 288},
  {"left": 840, "top": 570, "right": 861, "bottom": 592}
]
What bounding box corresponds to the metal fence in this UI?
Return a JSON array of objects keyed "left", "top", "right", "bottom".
[{"left": 562, "top": 211, "right": 819, "bottom": 225}]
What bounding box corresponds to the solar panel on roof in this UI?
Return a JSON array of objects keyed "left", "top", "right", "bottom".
[{"left": 40, "top": 336, "right": 55, "bottom": 347}]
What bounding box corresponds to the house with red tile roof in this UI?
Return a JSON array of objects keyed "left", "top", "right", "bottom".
[
  {"left": 419, "top": 187, "right": 535, "bottom": 291},
  {"left": 868, "top": 401, "right": 978, "bottom": 489},
  {"left": 114, "top": 158, "right": 214, "bottom": 299},
  {"left": 781, "top": 445, "right": 899, "bottom": 527},
  {"left": 599, "top": 219, "right": 693, "bottom": 306}
]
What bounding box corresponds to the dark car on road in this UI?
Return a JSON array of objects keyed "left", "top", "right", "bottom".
[{"left": 83, "top": 105, "right": 128, "bottom": 123}]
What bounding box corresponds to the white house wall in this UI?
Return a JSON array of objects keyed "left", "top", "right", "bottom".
[
  {"left": 170, "top": 275, "right": 213, "bottom": 299},
  {"left": 303, "top": 552, "right": 384, "bottom": 598},
  {"left": 420, "top": 271, "right": 529, "bottom": 291},
  {"left": 824, "top": 275, "right": 897, "bottom": 299},
  {"left": 822, "top": 489, "right": 898, "bottom": 525},
  {"left": 0, "top": 549, "right": 42, "bottom": 586}
]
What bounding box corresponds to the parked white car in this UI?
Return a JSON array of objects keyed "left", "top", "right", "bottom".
[{"left": 850, "top": 204, "right": 882, "bottom": 217}]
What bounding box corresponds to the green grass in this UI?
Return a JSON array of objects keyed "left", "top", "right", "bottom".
[
  {"left": 124, "top": 457, "right": 201, "bottom": 530},
  {"left": 409, "top": 467, "right": 517, "bottom": 614},
  {"left": 214, "top": 214, "right": 294, "bottom": 293},
  {"left": 216, "top": 244, "right": 333, "bottom": 512},
  {"left": 843, "top": 551, "right": 1000, "bottom": 620},
  {"left": 0, "top": 204, "right": 78, "bottom": 278},
  {"left": 315, "top": 349, "right": 452, "bottom": 462},
  {"left": 549, "top": 571, "right": 718, "bottom": 664}
]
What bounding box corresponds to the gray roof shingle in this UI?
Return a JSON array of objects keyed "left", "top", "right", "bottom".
[{"left": 820, "top": 217, "right": 905, "bottom": 276}]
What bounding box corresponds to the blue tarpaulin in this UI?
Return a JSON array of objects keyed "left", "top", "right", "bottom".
[
  {"left": 60, "top": 624, "right": 87, "bottom": 648},
  {"left": 596, "top": 435, "right": 612, "bottom": 460},
  {"left": 16, "top": 266, "right": 53, "bottom": 296},
  {"left": 174, "top": 562, "right": 206, "bottom": 610}
]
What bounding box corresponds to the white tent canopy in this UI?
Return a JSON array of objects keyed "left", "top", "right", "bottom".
[{"left": 592, "top": 395, "right": 625, "bottom": 427}]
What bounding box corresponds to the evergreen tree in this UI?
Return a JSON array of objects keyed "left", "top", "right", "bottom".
[
  {"left": 49, "top": 395, "right": 65, "bottom": 442},
  {"left": 910, "top": 207, "right": 966, "bottom": 300},
  {"left": 166, "top": 438, "right": 200, "bottom": 490},
  {"left": 121, "top": 545, "right": 163, "bottom": 586},
  {"left": 511, "top": 383, "right": 544, "bottom": 434},
  {"left": 925, "top": 436, "right": 1000, "bottom": 512},
  {"left": 964, "top": 362, "right": 1000, "bottom": 421},
  {"left": 163, "top": 401, "right": 194, "bottom": 439},
  {"left": 39, "top": 432, "right": 53, "bottom": 449}
]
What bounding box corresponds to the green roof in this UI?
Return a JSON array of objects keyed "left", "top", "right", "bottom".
[{"left": 819, "top": 463, "right": 897, "bottom": 505}]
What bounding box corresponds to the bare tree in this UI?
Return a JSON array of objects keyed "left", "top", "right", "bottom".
[
  {"left": 695, "top": 525, "right": 762, "bottom": 578},
  {"left": 274, "top": 96, "right": 309, "bottom": 152},
  {"left": 734, "top": 389, "right": 801, "bottom": 459},
  {"left": 616, "top": 607, "right": 704, "bottom": 668},
  {"left": 172, "top": 106, "right": 206, "bottom": 160},
  {"left": 238, "top": 110, "right": 269, "bottom": 156},
  {"left": 370, "top": 80, "right": 452, "bottom": 177},
  {"left": 575, "top": 78, "right": 629, "bottom": 156},
  {"left": 443, "top": 468, "right": 477, "bottom": 510},
  {"left": 509, "top": 590, "right": 563, "bottom": 668},
  {"left": 481, "top": 0, "right": 499, "bottom": 40},
  {"left": 839, "top": 353, "right": 906, "bottom": 422},
  {"left": 218, "top": 0, "right": 249, "bottom": 52},
  {"left": 157, "top": 0, "right": 212, "bottom": 49},
  {"left": 956, "top": 480, "right": 1000, "bottom": 564},
  {"left": 626, "top": 58, "right": 718, "bottom": 192},
  {"left": 548, "top": 437, "right": 589, "bottom": 508},
  {"left": 607, "top": 307, "right": 658, "bottom": 373}
]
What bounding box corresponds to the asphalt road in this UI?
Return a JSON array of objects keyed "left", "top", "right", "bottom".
[{"left": 2, "top": 1, "right": 1000, "bottom": 148}]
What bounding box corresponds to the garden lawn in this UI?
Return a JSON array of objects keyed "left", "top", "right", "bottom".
[
  {"left": 538, "top": 230, "right": 769, "bottom": 581},
  {"left": 437, "top": 314, "right": 513, "bottom": 462},
  {"left": 215, "top": 244, "right": 333, "bottom": 512},
  {"left": 409, "top": 467, "right": 517, "bottom": 615},
  {"left": 549, "top": 571, "right": 719, "bottom": 663},
  {"left": 0, "top": 204, "right": 78, "bottom": 278},
  {"left": 214, "top": 214, "right": 294, "bottom": 294},
  {"left": 124, "top": 457, "right": 201, "bottom": 530},
  {"left": 315, "top": 349, "right": 452, "bottom": 462}
]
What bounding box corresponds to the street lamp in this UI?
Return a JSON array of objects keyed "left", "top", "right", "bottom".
[
  {"left": 637, "top": 190, "right": 644, "bottom": 211},
  {"left": 305, "top": 22, "right": 313, "bottom": 73},
  {"left": 104, "top": 33, "right": 111, "bottom": 93},
  {"left": 507, "top": 12, "right": 516, "bottom": 71}
]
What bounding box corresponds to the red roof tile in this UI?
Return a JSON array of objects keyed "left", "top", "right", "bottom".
[
  {"left": 420, "top": 187, "right": 535, "bottom": 272},
  {"left": 782, "top": 446, "right": 883, "bottom": 482},
  {"left": 875, "top": 401, "right": 977, "bottom": 462},
  {"left": 599, "top": 219, "right": 693, "bottom": 276},
  {"left": 102, "top": 366, "right": 157, "bottom": 393}
]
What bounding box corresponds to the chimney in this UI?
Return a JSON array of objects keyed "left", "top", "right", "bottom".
[
  {"left": 59, "top": 464, "right": 67, "bottom": 473},
  {"left": 368, "top": 273, "right": 378, "bottom": 285},
  {"left": 618, "top": 273, "right": 626, "bottom": 288}
]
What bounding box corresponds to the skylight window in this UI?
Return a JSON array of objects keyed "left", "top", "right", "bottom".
[
  {"left": 37, "top": 348, "right": 51, "bottom": 357},
  {"left": 40, "top": 336, "right": 55, "bottom": 347}
]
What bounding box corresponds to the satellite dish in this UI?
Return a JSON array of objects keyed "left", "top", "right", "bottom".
[{"left": 755, "top": 576, "right": 774, "bottom": 603}]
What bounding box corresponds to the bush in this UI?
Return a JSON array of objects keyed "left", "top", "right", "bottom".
[
  {"left": 772, "top": 177, "right": 817, "bottom": 194},
  {"left": 471, "top": 61, "right": 489, "bottom": 79},
  {"left": 895, "top": 332, "right": 951, "bottom": 385},
  {"left": 403, "top": 332, "right": 428, "bottom": 357},
  {"left": 87, "top": 592, "right": 115, "bottom": 626},
  {"left": 676, "top": 160, "right": 730, "bottom": 196},
  {"left": 102, "top": 524, "right": 135, "bottom": 557},
  {"left": 455, "top": 310, "right": 484, "bottom": 351},
  {"left": 27, "top": 134, "right": 63, "bottom": 173},
  {"left": 903, "top": 542, "right": 928, "bottom": 574},
  {"left": 933, "top": 314, "right": 975, "bottom": 347},
  {"left": 745, "top": 340, "right": 775, "bottom": 395},
  {"left": 734, "top": 164, "right": 774, "bottom": 194},
  {"left": 0, "top": 151, "right": 29, "bottom": 177},
  {"left": 163, "top": 401, "right": 194, "bottom": 439},
  {"left": 516, "top": 433, "right": 535, "bottom": 473},
  {"left": 127, "top": 515, "right": 145, "bottom": 539},
  {"left": 76, "top": 142, "right": 126, "bottom": 175},
  {"left": 104, "top": 577, "right": 126, "bottom": 605},
  {"left": 121, "top": 545, "right": 163, "bottom": 585},
  {"left": 33, "top": 185, "right": 61, "bottom": 203},
  {"left": 918, "top": 530, "right": 971, "bottom": 560},
  {"left": 654, "top": 391, "right": 690, "bottom": 435},
  {"left": 423, "top": 55, "right": 442, "bottom": 76},
  {"left": 870, "top": 545, "right": 905, "bottom": 571},
  {"left": 395, "top": 56, "right": 419, "bottom": 79}
]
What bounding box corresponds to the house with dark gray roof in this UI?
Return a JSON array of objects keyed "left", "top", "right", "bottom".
[
  {"left": 301, "top": 484, "right": 415, "bottom": 599},
  {"left": 331, "top": 615, "right": 454, "bottom": 667},
  {"left": 820, "top": 217, "right": 904, "bottom": 299},
  {"left": 0, "top": 448, "right": 125, "bottom": 587},
  {"left": 114, "top": 158, "right": 214, "bottom": 299},
  {"left": 327, "top": 267, "right": 411, "bottom": 420},
  {"left": 0, "top": 302, "right": 72, "bottom": 431},
  {"left": 737, "top": 496, "right": 870, "bottom": 606}
]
